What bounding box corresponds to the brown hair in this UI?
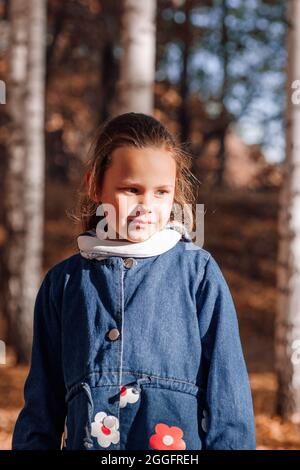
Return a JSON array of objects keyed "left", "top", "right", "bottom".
[{"left": 70, "top": 112, "right": 199, "bottom": 233}]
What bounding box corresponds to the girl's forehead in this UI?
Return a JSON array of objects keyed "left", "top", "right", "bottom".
[
  {"left": 110, "top": 146, "right": 176, "bottom": 172},
  {"left": 101, "top": 147, "right": 176, "bottom": 189}
]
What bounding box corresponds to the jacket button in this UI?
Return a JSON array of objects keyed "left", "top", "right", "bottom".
[
  {"left": 108, "top": 328, "right": 120, "bottom": 341},
  {"left": 123, "top": 258, "right": 136, "bottom": 269}
]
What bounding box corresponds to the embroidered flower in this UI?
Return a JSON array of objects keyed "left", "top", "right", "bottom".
[
  {"left": 149, "top": 423, "right": 186, "bottom": 450},
  {"left": 119, "top": 385, "right": 140, "bottom": 408},
  {"left": 91, "top": 412, "right": 120, "bottom": 448},
  {"left": 201, "top": 409, "right": 208, "bottom": 433},
  {"left": 63, "top": 416, "right": 68, "bottom": 448}
]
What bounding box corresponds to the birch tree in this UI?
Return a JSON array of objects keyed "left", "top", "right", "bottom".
[
  {"left": 113, "top": 0, "right": 157, "bottom": 115},
  {"left": 5, "top": 0, "right": 46, "bottom": 363},
  {"left": 275, "top": 0, "right": 300, "bottom": 422}
]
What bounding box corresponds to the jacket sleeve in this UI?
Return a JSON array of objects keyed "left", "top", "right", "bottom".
[
  {"left": 12, "top": 269, "right": 67, "bottom": 449},
  {"left": 197, "top": 254, "right": 256, "bottom": 450}
]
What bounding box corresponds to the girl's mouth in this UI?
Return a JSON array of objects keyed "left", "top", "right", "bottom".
[{"left": 128, "top": 218, "right": 154, "bottom": 225}]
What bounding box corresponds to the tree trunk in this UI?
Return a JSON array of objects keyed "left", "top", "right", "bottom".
[
  {"left": 215, "top": 0, "right": 229, "bottom": 188},
  {"left": 99, "top": 40, "right": 116, "bottom": 123},
  {"left": 5, "top": 0, "right": 46, "bottom": 364},
  {"left": 113, "top": 0, "right": 157, "bottom": 115},
  {"left": 178, "top": 0, "right": 192, "bottom": 143},
  {"left": 275, "top": 0, "right": 300, "bottom": 423}
]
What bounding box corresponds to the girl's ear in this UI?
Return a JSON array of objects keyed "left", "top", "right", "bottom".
[
  {"left": 85, "top": 170, "right": 98, "bottom": 203},
  {"left": 85, "top": 170, "right": 92, "bottom": 191},
  {"left": 85, "top": 170, "right": 91, "bottom": 185}
]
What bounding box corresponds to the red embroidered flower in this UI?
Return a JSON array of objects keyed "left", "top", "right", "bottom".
[
  {"left": 119, "top": 385, "right": 140, "bottom": 408},
  {"left": 149, "top": 423, "right": 186, "bottom": 450},
  {"left": 91, "top": 412, "right": 120, "bottom": 448}
]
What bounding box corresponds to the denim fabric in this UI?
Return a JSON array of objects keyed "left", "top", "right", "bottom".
[{"left": 12, "top": 239, "right": 256, "bottom": 450}]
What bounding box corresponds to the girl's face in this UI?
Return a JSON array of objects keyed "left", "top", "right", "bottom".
[{"left": 97, "top": 145, "right": 176, "bottom": 242}]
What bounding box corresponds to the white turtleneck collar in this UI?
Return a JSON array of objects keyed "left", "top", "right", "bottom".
[{"left": 77, "top": 221, "right": 191, "bottom": 260}]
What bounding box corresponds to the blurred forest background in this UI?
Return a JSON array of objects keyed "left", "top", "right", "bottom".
[{"left": 1, "top": 0, "right": 300, "bottom": 450}]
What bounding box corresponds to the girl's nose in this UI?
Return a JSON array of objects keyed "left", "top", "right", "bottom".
[{"left": 135, "top": 202, "right": 152, "bottom": 216}]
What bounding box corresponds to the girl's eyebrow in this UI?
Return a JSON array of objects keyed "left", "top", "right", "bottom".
[
  {"left": 119, "top": 182, "right": 174, "bottom": 189},
  {"left": 154, "top": 185, "right": 174, "bottom": 189}
]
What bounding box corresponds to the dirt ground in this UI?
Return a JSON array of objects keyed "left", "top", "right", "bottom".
[{"left": 1, "top": 188, "right": 300, "bottom": 450}]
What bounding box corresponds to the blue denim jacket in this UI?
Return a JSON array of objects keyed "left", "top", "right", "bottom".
[{"left": 12, "top": 238, "right": 256, "bottom": 450}]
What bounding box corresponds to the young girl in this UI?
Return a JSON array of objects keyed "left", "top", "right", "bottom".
[{"left": 12, "top": 112, "right": 256, "bottom": 450}]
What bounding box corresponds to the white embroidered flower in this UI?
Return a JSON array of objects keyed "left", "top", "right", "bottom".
[
  {"left": 91, "top": 412, "right": 120, "bottom": 448},
  {"left": 201, "top": 409, "right": 208, "bottom": 433},
  {"left": 63, "top": 416, "right": 68, "bottom": 448},
  {"left": 119, "top": 385, "right": 140, "bottom": 408}
]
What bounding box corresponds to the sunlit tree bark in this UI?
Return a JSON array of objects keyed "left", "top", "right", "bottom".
[
  {"left": 113, "top": 0, "right": 157, "bottom": 115},
  {"left": 5, "top": 0, "right": 46, "bottom": 363},
  {"left": 275, "top": 0, "right": 300, "bottom": 422}
]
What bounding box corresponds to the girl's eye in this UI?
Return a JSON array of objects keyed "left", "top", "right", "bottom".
[
  {"left": 156, "top": 190, "right": 168, "bottom": 196},
  {"left": 120, "top": 188, "right": 168, "bottom": 196},
  {"left": 120, "top": 188, "right": 138, "bottom": 193},
  {"left": 127, "top": 188, "right": 138, "bottom": 193}
]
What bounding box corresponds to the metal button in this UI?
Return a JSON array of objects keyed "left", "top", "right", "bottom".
[
  {"left": 123, "top": 257, "right": 136, "bottom": 269},
  {"left": 108, "top": 328, "right": 120, "bottom": 341}
]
